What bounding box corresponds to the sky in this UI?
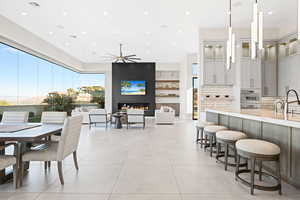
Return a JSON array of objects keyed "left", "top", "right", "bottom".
[{"left": 0, "top": 43, "right": 105, "bottom": 104}]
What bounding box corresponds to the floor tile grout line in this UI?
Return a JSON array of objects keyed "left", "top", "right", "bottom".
[{"left": 107, "top": 161, "right": 126, "bottom": 200}]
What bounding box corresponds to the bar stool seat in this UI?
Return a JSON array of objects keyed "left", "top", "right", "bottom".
[
  {"left": 236, "top": 139, "right": 280, "bottom": 156},
  {"left": 203, "top": 125, "right": 227, "bottom": 157},
  {"left": 195, "top": 121, "right": 215, "bottom": 147},
  {"left": 216, "top": 130, "right": 247, "bottom": 170},
  {"left": 235, "top": 139, "right": 282, "bottom": 195}
]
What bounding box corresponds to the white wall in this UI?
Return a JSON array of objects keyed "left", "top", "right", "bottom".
[
  {"left": 0, "top": 15, "right": 83, "bottom": 71},
  {"left": 180, "top": 53, "right": 197, "bottom": 119}
]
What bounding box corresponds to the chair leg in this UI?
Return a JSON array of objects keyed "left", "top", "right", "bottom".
[
  {"left": 19, "top": 161, "right": 24, "bottom": 187},
  {"left": 57, "top": 161, "right": 64, "bottom": 185},
  {"left": 13, "top": 164, "right": 19, "bottom": 189},
  {"left": 44, "top": 161, "right": 47, "bottom": 170},
  {"left": 250, "top": 158, "right": 256, "bottom": 195},
  {"left": 73, "top": 151, "right": 79, "bottom": 170}
]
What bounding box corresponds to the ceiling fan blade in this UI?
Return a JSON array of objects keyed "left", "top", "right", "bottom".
[
  {"left": 124, "top": 54, "right": 137, "bottom": 58},
  {"left": 105, "top": 53, "right": 118, "bottom": 57},
  {"left": 128, "top": 57, "right": 141, "bottom": 60}
]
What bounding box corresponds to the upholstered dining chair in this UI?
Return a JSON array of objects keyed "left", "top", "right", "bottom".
[
  {"left": 20, "top": 115, "right": 83, "bottom": 185},
  {"left": 41, "top": 112, "right": 67, "bottom": 124},
  {"left": 0, "top": 143, "right": 18, "bottom": 188},
  {"left": 88, "top": 109, "right": 109, "bottom": 129},
  {"left": 1, "top": 111, "right": 29, "bottom": 123},
  {"left": 40, "top": 111, "right": 67, "bottom": 169},
  {"left": 126, "top": 109, "right": 145, "bottom": 129}
]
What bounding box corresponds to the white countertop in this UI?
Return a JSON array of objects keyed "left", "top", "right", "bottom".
[{"left": 206, "top": 109, "right": 300, "bottom": 129}]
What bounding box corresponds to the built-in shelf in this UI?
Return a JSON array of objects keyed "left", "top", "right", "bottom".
[
  {"left": 155, "top": 80, "right": 180, "bottom": 83},
  {"left": 156, "top": 95, "right": 180, "bottom": 98},
  {"left": 155, "top": 88, "right": 179, "bottom": 90}
]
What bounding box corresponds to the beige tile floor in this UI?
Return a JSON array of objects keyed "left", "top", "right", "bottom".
[{"left": 0, "top": 118, "right": 300, "bottom": 200}]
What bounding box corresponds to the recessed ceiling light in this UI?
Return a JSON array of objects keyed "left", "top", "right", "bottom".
[
  {"left": 103, "top": 11, "right": 108, "bottom": 16},
  {"left": 185, "top": 11, "right": 191, "bottom": 16},
  {"left": 172, "top": 42, "right": 177, "bottom": 46},
  {"left": 268, "top": 11, "right": 273, "bottom": 15},
  {"left": 63, "top": 11, "right": 68, "bottom": 16},
  {"left": 28, "top": 2, "right": 40, "bottom": 7},
  {"left": 70, "top": 35, "right": 77, "bottom": 39},
  {"left": 143, "top": 11, "right": 149, "bottom": 15},
  {"left": 81, "top": 31, "right": 87, "bottom": 35},
  {"left": 21, "top": 12, "right": 28, "bottom": 16},
  {"left": 49, "top": 31, "right": 53, "bottom": 35},
  {"left": 56, "top": 25, "right": 64, "bottom": 29},
  {"left": 145, "top": 31, "right": 151, "bottom": 35},
  {"left": 178, "top": 29, "right": 183, "bottom": 33}
]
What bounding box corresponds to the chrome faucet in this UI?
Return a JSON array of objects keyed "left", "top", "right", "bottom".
[{"left": 284, "top": 89, "right": 300, "bottom": 119}]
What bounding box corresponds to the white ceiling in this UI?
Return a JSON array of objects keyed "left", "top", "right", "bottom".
[{"left": 0, "top": 0, "right": 297, "bottom": 63}]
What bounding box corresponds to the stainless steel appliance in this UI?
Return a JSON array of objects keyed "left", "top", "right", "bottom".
[{"left": 241, "top": 90, "right": 261, "bottom": 109}]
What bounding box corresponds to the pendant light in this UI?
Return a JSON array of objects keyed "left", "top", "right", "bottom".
[
  {"left": 251, "top": 0, "right": 263, "bottom": 59},
  {"left": 226, "top": 0, "right": 235, "bottom": 70}
]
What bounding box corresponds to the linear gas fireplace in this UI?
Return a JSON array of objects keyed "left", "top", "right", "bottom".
[{"left": 118, "top": 103, "right": 150, "bottom": 111}]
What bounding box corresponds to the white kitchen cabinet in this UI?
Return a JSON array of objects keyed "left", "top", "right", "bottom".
[
  {"left": 241, "top": 58, "right": 261, "bottom": 89},
  {"left": 202, "top": 41, "right": 233, "bottom": 86},
  {"left": 204, "top": 61, "right": 216, "bottom": 84},
  {"left": 262, "top": 43, "right": 277, "bottom": 96}
]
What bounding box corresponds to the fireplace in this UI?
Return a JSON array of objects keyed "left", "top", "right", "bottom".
[{"left": 118, "top": 103, "right": 150, "bottom": 111}]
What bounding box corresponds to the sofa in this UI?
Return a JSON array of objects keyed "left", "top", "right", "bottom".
[{"left": 155, "top": 106, "right": 175, "bottom": 124}]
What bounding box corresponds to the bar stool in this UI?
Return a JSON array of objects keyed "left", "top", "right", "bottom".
[
  {"left": 216, "top": 130, "right": 247, "bottom": 171},
  {"left": 203, "top": 125, "right": 227, "bottom": 157},
  {"left": 235, "top": 139, "right": 281, "bottom": 195},
  {"left": 195, "top": 121, "right": 215, "bottom": 148}
]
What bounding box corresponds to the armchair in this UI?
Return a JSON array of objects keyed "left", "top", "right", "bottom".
[
  {"left": 126, "top": 109, "right": 145, "bottom": 129},
  {"left": 88, "top": 109, "right": 109, "bottom": 129},
  {"left": 155, "top": 106, "right": 175, "bottom": 124}
]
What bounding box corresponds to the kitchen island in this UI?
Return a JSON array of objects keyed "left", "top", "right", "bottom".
[{"left": 206, "top": 109, "right": 300, "bottom": 189}]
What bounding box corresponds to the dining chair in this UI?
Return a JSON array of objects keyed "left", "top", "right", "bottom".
[
  {"left": 41, "top": 111, "right": 67, "bottom": 124},
  {"left": 126, "top": 109, "right": 145, "bottom": 129},
  {"left": 88, "top": 109, "right": 109, "bottom": 129},
  {"left": 40, "top": 111, "right": 67, "bottom": 169},
  {"left": 1, "top": 111, "right": 29, "bottom": 123},
  {"left": 0, "top": 143, "right": 18, "bottom": 188},
  {"left": 20, "top": 115, "right": 83, "bottom": 185}
]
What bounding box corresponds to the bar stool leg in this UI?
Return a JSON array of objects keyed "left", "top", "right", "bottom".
[
  {"left": 200, "top": 128, "right": 204, "bottom": 148},
  {"left": 259, "top": 161, "right": 263, "bottom": 181},
  {"left": 209, "top": 135, "right": 213, "bottom": 157},
  {"left": 196, "top": 127, "right": 200, "bottom": 143},
  {"left": 216, "top": 142, "right": 220, "bottom": 159},
  {"left": 204, "top": 134, "right": 208, "bottom": 152},
  {"left": 250, "top": 158, "right": 256, "bottom": 195},
  {"left": 224, "top": 143, "right": 229, "bottom": 171},
  {"left": 277, "top": 159, "right": 282, "bottom": 195},
  {"left": 235, "top": 154, "right": 240, "bottom": 181}
]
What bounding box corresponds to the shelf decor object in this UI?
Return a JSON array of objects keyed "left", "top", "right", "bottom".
[
  {"left": 251, "top": 0, "right": 263, "bottom": 59},
  {"left": 226, "top": 0, "right": 235, "bottom": 70}
]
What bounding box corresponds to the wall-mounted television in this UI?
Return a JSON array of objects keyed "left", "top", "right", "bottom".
[{"left": 121, "top": 80, "right": 146, "bottom": 95}]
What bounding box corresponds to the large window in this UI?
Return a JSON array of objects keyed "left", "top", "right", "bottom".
[{"left": 0, "top": 43, "right": 105, "bottom": 108}]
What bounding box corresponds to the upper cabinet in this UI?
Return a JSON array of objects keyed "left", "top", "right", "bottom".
[
  {"left": 240, "top": 40, "right": 261, "bottom": 90},
  {"left": 202, "top": 41, "right": 234, "bottom": 86},
  {"left": 262, "top": 41, "right": 277, "bottom": 97}
]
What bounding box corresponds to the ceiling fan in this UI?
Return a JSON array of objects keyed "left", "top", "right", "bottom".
[{"left": 102, "top": 44, "right": 141, "bottom": 63}]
